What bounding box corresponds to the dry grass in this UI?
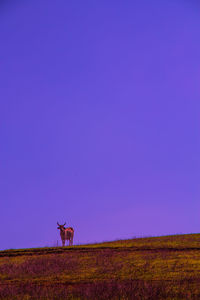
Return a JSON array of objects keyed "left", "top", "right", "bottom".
[{"left": 1, "top": 234, "right": 200, "bottom": 299}]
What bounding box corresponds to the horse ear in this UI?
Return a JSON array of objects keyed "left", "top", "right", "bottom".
[
  {"left": 57, "top": 222, "right": 60, "bottom": 226},
  {"left": 63, "top": 222, "right": 66, "bottom": 226}
]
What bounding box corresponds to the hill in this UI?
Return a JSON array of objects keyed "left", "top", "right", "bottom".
[{"left": 0, "top": 234, "right": 200, "bottom": 299}]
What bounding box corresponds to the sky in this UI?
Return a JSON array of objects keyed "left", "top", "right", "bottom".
[{"left": 0, "top": 0, "right": 199, "bottom": 249}]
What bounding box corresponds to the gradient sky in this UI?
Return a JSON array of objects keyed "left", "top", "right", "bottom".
[{"left": 0, "top": 0, "right": 199, "bottom": 250}]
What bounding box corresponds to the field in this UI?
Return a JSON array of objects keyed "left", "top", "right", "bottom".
[{"left": 1, "top": 234, "right": 200, "bottom": 299}]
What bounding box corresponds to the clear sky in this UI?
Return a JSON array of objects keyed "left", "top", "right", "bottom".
[{"left": 0, "top": 0, "right": 199, "bottom": 249}]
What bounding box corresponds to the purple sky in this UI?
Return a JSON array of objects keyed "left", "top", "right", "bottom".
[{"left": 0, "top": 0, "right": 199, "bottom": 249}]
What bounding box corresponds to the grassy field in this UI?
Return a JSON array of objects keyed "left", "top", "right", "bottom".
[{"left": 1, "top": 234, "right": 200, "bottom": 299}]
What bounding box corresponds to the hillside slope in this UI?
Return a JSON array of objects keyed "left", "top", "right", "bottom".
[{"left": 0, "top": 234, "right": 200, "bottom": 299}]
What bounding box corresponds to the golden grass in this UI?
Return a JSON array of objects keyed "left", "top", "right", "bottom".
[{"left": 1, "top": 234, "right": 200, "bottom": 299}]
